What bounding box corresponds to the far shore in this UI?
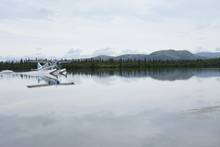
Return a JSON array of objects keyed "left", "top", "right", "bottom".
[{"left": 1, "top": 58, "right": 220, "bottom": 71}]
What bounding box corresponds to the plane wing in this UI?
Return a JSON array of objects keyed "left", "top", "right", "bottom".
[{"left": 27, "top": 82, "right": 75, "bottom": 88}]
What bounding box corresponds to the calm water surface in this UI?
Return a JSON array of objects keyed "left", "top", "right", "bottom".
[{"left": 0, "top": 68, "right": 220, "bottom": 147}]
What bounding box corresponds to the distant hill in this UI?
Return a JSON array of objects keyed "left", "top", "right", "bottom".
[
  {"left": 196, "top": 52, "right": 220, "bottom": 59},
  {"left": 114, "top": 54, "right": 148, "bottom": 61},
  {"left": 91, "top": 50, "right": 204, "bottom": 61},
  {"left": 148, "top": 50, "right": 202, "bottom": 60},
  {"left": 91, "top": 55, "right": 113, "bottom": 61},
  {"left": 3, "top": 50, "right": 220, "bottom": 62}
]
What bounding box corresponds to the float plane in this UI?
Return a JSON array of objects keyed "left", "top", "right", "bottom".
[{"left": 0, "top": 61, "right": 74, "bottom": 88}]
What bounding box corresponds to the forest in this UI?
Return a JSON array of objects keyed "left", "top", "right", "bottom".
[{"left": 1, "top": 58, "right": 220, "bottom": 71}]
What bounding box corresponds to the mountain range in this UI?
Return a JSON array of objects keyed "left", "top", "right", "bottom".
[
  {"left": 91, "top": 50, "right": 220, "bottom": 61},
  {"left": 195, "top": 52, "right": 220, "bottom": 59},
  {"left": 1, "top": 50, "right": 220, "bottom": 61}
]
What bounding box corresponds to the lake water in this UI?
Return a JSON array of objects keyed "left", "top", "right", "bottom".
[{"left": 0, "top": 68, "right": 220, "bottom": 147}]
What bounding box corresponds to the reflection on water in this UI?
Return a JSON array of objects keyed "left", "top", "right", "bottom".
[
  {"left": 186, "top": 105, "right": 220, "bottom": 116},
  {"left": 1, "top": 68, "right": 220, "bottom": 82},
  {"left": 0, "top": 68, "right": 220, "bottom": 147},
  {"left": 68, "top": 68, "right": 220, "bottom": 81}
]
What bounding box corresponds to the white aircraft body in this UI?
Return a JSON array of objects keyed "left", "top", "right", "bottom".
[{"left": 36, "top": 62, "right": 57, "bottom": 71}]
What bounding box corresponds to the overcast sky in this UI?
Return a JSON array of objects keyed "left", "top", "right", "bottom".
[{"left": 0, "top": 0, "right": 220, "bottom": 58}]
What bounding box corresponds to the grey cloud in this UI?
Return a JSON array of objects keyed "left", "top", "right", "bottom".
[
  {"left": 0, "top": 0, "right": 220, "bottom": 56},
  {"left": 196, "top": 47, "right": 210, "bottom": 52},
  {"left": 64, "top": 49, "right": 84, "bottom": 59},
  {"left": 0, "top": 0, "right": 219, "bottom": 23},
  {"left": 92, "top": 48, "right": 116, "bottom": 56},
  {"left": 63, "top": 48, "right": 116, "bottom": 59},
  {"left": 1, "top": 0, "right": 219, "bottom": 24},
  {"left": 147, "top": 0, "right": 220, "bottom": 23},
  {"left": 35, "top": 48, "right": 43, "bottom": 51},
  {"left": 65, "top": 0, "right": 220, "bottom": 23},
  {"left": 0, "top": 0, "right": 53, "bottom": 20},
  {"left": 120, "top": 49, "right": 141, "bottom": 54}
]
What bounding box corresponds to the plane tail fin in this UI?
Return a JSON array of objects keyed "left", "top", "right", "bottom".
[{"left": 37, "top": 62, "right": 42, "bottom": 70}]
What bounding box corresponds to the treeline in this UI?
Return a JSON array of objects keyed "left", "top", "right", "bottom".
[
  {"left": 61, "top": 58, "right": 220, "bottom": 69},
  {"left": 0, "top": 60, "right": 36, "bottom": 71},
  {"left": 1, "top": 58, "right": 220, "bottom": 71}
]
